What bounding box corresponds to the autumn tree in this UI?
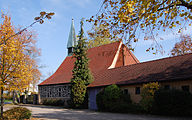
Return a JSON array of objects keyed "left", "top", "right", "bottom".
[
  {"left": 89, "top": 0, "right": 192, "bottom": 52},
  {"left": 24, "top": 35, "right": 42, "bottom": 93},
  {"left": 0, "top": 12, "right": 54, "bottom": 119},
  {"left": 171, "top": 34, "right": 192, "bottom": 56},
  {"left": 87, "top": 24, "right": 116, "bottom": 48},
  {"left": 71, "top": 19, "right": 93, "bottom": 108}
]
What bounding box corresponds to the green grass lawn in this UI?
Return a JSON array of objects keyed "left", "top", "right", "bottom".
[
  {"left": 4, "top": 100, "right": 12, "bottom": 103},
  {"left": 0, "top": 99, "right": 13, "bottom": 104}
]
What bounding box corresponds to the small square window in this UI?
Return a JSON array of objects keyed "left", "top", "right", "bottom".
[
  {"left": 182, "top": 85, "right": 189, "bottom": 92},
  {"left": 123, "top": 89, "right": 128, "bottom": 95},
  {"left": 135, "top": 87, "right": 140, "bottom": 94},
  {"left": 164, "top": 85, "right": 170, "bottom": 90},
  {"left": 68, "top": 47, "right": 73, "bottom": 54}
]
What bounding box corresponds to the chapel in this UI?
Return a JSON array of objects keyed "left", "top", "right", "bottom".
[{"left": 39, "top": 20, "right": 192, "bottom": 110}]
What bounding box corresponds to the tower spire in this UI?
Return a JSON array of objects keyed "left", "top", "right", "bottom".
[{"left": 67, "top": 18, "right": 77, "bottom": 56}]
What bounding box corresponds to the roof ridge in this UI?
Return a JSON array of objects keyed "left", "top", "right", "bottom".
[{"left": 108, "top": 53, "right": 192, "bottom": 71}]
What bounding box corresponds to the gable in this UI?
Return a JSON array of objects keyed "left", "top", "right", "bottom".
[
  {"left": 39, "top": 41, "right": 135, "bottom": 85},
  {"left": 39, "top": 41, "right": 140, "bottom": 86},
  {"left": 115, "top": 44, "right": 139, "bottom": 68}
]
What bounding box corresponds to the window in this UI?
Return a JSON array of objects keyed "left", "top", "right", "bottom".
[
  {"left": 164, "top": 85, "right": 170, "bottom": 90},
  {"left": 68, "top": 47, "right": 73, "bottom": 54},
  {"left": 135, "top": 87, "right": 140, "bottom": 94},
  {"left": 123, "top": 89, "right": 128, "bottom": 95},
  {"left": 182, "top": 85, "right": 190, "bottom": 92}
]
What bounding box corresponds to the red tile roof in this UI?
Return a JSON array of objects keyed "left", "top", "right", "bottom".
[
  {"left": 39, "top": 41, "right": 125, "bottom": 85},
  {"left": 88, "top": 53, "right": 192, "bottom": 87},
  {"left": 39, "top": 41, "right": 192, "bottom": 87}
]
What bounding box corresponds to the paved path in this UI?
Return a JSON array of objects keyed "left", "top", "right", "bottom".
[{"left": 4, "top": 104, "right": 192, "bottom": 120}]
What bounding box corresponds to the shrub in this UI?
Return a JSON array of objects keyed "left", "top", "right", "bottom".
[
  {"left": 3, "top": 107, "right": 31, "bottom": 120},
  {"left": 96, "top": 90, "right": 105, "bottom": 111},
  {"left": 140, "top": 82, "right": 160, "bottom": 112},
  {"left": 27, "top": 95, "right": 34, "bottom": 104},
  {"left": 102, "top": 85, "right": 122, "bottom": 111},
  {"left": 152, "top": 89, "right": 192, "bottom": 116},
  {"left": 96, "top": 84, "right": 132, "bottom": 112},
  {"left": 112, "top": 103, "right": 144, "bottom": 113},
  {"left": 42, "top": 99, "right": 64, "bottom": 106}
]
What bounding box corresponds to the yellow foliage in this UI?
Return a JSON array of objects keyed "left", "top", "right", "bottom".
[
  {"left": 140, "top": 82, "right": 160, "bottom": 112},
  {"left": 0, "top": 13, "right": 41, "bottom": 93},
  {"left": 89, "top": 0, "right": 192, "bottom": 52},
  {"left": 87, "top": 24, "right": 116, "bottom": 48},
  {"left": 142, "top": 82, "right": 160, "bottom": 96}
]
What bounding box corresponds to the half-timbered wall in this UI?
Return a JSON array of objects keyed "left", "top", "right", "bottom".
[{"left": 39, "top": 84, "right": 71, "bottom": 99}]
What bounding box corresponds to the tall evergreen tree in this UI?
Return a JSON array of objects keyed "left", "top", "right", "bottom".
[{"left": 71, "top": 19, "right": 93, "bottom": 108}]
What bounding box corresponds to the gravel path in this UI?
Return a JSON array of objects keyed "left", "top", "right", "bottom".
[{"left": 4, "top": 104, "right": 192, "bottom": 120}]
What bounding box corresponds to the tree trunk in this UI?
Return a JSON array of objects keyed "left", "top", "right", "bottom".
[
  {"left": 15, "top": 91, "right": 20, "bottom": 103},
  {"left": 13, "top": 90, "right": 16, "bottom": 104},
  {"left": 1, "top": 87, "right": 4, "bottom": 120}
]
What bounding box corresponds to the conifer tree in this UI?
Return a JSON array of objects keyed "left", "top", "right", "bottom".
[{"left": 71, "top": 19, "right": 93, "bottom": 108}]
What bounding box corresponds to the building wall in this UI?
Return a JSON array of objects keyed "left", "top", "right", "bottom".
[
  {"left": 120, "top": 80, "right": 192, "bottom": 103},
  {"left": 38, "top": 84, "right": 71, "bottom": 105},
  {"left": 121, "top": 84, "right": 143, "bottom": 103},
  {"left": 38, "top": 80, "right": 192, "bottom": 109},
  {"left": 160, "top": 80, "right": 192, "bottom": 92},
  {"left": 88, "top": 87, "right": 103, "bottom": 110}
]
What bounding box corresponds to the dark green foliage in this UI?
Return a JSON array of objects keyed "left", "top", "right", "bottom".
[
  {"left": 96, "top": 85, "right": 134, "bottom": 113},
  {"left": 152, "top": 89, "right": 192, "bottom": 116},
  {"left": 42, "top": 99, "right": 64, "bottom": 106},
  {"left": 3, "top": 107, "right": 31, "bottom": 120},
  {"left": 26, "top": 95, "right": 34, "bottom": 104},
  {"left": 120, "top": 94, "right": 132, "bottom": 104},
  {"left": 96, "top": 90, "right": 105, "bottom": 111},
  {"left": 111, "top": 103, "right": 144, "bottom": 113},
  {"left": 102, "top": 85, "right": 124, "bottom": 112},
  {"left": 71, "top": 19, "right": 93, "bottom": 108},
  {"left": 68, "top": 92, "right": 89, "bottom": 109}
]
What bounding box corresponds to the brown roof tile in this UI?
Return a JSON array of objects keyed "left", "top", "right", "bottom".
[
  {"left": 39, "top": 42, "right": 192, "bottom": 87},
  {"left": 88, "top": 53, "right": 192, "bottom": 87},
  {"left": 39, "top": 41, "right": 122, "bottom": 85}
]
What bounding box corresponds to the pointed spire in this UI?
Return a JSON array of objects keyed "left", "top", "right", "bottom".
[
  {"left": 67, "top": 18, "right": 77, "bottom": 56},
  {"left": 67, "top": 18, "right": 77, "bottom": 49}
]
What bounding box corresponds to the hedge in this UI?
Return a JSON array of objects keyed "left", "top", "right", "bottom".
[{"left": 152, "top": 89, "right": 192, "bottom": 116}]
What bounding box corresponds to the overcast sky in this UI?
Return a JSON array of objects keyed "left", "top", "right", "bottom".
[{"left": 0, "top": 0, "right": 191, "bottom": 81}]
